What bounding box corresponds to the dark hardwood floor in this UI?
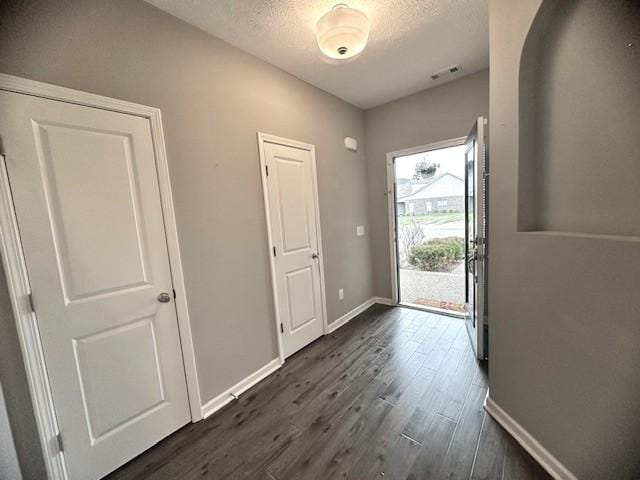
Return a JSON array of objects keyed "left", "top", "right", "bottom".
[{"left": 106, "top": 305, "right": 551, "bottom": 480}]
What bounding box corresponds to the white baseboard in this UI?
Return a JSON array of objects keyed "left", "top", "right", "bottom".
[
  {"left": 372, "top": 296, "right": 393, "bottom": 306},
  {"left": 484, "top": 393, "right": 578, "bottom": 480},
  {"left": 201, "top": 358, "right": 281, "bottom": 419},
  {"left": 327, "top": 298, "right": 376, "bottom": 333},
  {"left": 327, "top": 296, "right": 394, "bottom": 334},
  {"left": 202, "top": 297, "right": 396, "bottom": 418}
]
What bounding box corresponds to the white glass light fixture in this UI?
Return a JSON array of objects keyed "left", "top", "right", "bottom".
[{"left": 316, "top": 4, "right": 370, "bottom": 61}]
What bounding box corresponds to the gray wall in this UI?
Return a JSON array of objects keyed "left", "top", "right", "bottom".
[
  {"left": 364, "top": 71, "right": 489, "bottom": 298},
  {"left": 0, "top": 265, "right": 46, "bottom": 480},
  {"left": 0, "top": 0, "right": 373, "bottom": 439},
  {"left": 490, "top": 1, "right": 640, "bottom": 478},
  {"left": 0, "top": 263, "right": 41, "bottom": 479},
  {"left": 0, "top": 381, "right": 23, "bottom": 480}
]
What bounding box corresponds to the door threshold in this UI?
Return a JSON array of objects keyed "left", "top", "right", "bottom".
[{"left": 399, "top": 301, "right": 466, "bottom": 319}]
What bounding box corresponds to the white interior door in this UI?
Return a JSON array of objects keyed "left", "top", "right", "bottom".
[
  {"left": 0, "top": 91, "right": 190, "bottom": 479},
  {"left": 464, "top": 117, "right": 488, "bottom": 360},
  {"left": 261, "top": 137, "right": 325, "bottom": 359}
]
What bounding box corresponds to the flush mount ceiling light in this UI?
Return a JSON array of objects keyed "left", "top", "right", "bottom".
[{"left": 316, "top": 4, "right": 370, "bottom": 62}]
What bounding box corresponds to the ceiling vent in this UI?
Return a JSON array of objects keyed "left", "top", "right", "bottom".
[{"left": 430, "top": 64, "right": 461, "bottom": 80}]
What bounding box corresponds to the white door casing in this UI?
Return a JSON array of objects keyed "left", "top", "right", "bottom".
[
  {"left": 0, "top": 90, "right": 191, "bottom": 479},
  {"left": 258, "top": 133, "right": 327, "bottom": 360}
]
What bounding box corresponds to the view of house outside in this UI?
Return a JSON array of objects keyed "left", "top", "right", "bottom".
[{"left": 394, "top": 145, "right": 466, "bottom": 313}]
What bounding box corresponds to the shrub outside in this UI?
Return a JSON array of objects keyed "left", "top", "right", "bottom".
[{"left": 407, "top": 237, "right": 465, "bottom": 271}]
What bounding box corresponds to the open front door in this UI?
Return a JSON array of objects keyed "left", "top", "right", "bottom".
[{"left": 464, "top": 117, "right": 488, "bottom": 359}]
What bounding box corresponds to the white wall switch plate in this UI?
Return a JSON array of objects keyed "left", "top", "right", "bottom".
[
  {"left": 356, "top": 225, "right": 365, "bottom": 236},
  {"left": 338, "top": 288, "right": 344, "bottom": 300}
]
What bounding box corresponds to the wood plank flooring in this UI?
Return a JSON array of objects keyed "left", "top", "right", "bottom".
[{"left": 106, "top": 305, "right": 551, "bottom": 480}]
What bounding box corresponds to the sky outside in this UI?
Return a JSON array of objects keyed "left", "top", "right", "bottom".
[{"left": 394, "top": 145, "right": 466, "bottom": 181}]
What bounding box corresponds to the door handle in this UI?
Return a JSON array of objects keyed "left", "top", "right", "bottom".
[
  {"left": 311, "top": 252, "right": 319, "bottom": 260},
  {"left": 157, "top": 292, "right": 172, "bottom": 303},
  {"left": 467, "top": 250, "right": 477, "bottom": 275}
]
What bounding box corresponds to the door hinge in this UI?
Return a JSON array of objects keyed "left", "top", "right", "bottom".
[
  {"left": 280, "top": 323, "right": 284, "bottom": 334},
  {"left": 273, "top": 246, "right": 276, "bottom": 257},
  {"left": 173, "top": 288, "right": 177, "bottom": 299},
  {"left": 27, "top": 293, "right": 35, "bottom": 313},
  {"left": 265, "top": 165, "right": 269, "bottom": 176},
  {"left": 55, "top": 432, "right": 64, "bottom": 453}
]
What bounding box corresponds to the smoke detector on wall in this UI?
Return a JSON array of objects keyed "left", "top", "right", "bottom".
[
  {"left": 430, "top": 65, "right": 461, "bottom": 80},
  {"left": 344, "top": 137, "right": 358, "bottom": 152}
]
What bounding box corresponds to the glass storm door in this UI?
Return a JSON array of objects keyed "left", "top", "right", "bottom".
[{"left": 464, "top": 117, "right": 487, "bottom": 359}]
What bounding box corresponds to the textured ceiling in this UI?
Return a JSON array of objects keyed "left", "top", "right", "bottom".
[{"left": 144, "top": 0, "right": 489, "bottom": 109}]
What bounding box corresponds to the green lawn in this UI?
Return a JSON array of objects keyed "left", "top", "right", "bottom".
[{"left": 397, "top": 212, "right": 464, "bottom": 225}]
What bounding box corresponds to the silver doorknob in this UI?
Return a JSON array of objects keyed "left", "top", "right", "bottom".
[
  {"left": 157, "top": 292, "right": 172, "bottom": 303},
  {"left": 311, "top": 252, "right": 319, "bottom": 259}
]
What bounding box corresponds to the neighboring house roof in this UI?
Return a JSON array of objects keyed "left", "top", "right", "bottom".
[
  {"left": 395, "top": 177, "right": 413, "bottom": 197},
  {"left": 398, "top": 173, "right": 464, "bottom": 201}
]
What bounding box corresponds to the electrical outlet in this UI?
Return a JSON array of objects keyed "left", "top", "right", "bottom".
[
  {"left": 356, "top": 225, "right": 365, "bottom": 236},
  {"left": 338, "top": 288, "right": 344, "bottom": 300}
]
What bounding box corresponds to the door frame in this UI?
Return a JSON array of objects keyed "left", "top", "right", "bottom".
[
  {"left": 257, "top": 132, "right": 328, "bottom": 364},
  {"left": 386, "top": 136, "right": 467, "bottom": 308},
  {"left": 0, "top": 73, "right": 202, "bottom": 480}
]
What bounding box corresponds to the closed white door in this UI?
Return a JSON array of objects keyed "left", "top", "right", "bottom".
[
  {"left": 262, "top": 138, "right": 325, "bottom": 358},
  {"left": 0, "top": 91, "right": 190, "bottom": 479}
]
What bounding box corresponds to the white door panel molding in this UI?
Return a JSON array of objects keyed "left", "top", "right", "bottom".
[{"left": 257, "top": 133, "right": 328, "bottom": 361}]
